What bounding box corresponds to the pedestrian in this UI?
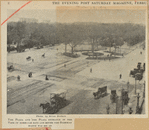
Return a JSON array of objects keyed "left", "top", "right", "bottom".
[
  {"left": 143, "top": 63, "right": 145, "bottom": 71},
  {"left": 32, "top": 59, "right": 34, "bottom": 62},
  {"left": 42, "top": 53, "right": 45, "bottom": 58},
  {"left": 28, "top": 72, "right": 32, "bottom": 78},
  {"left": 45, "top": 75, "right": 49, "bottom": 80},
  {"left": 129, "top": 108, "right": 133, "bottom": 114},
  {"left": 17, "top": 75, "right": 20, "bottom": 81},
  {"left": 90, "top": 68, "right": 92, "bottom": 73},
  {"left": 119, "top": 74, "right": 122, "bottom": 79},
  {"left": 64, "top": 64, "right": 66, "bottom": 67},
  {"left": 140, "top": 51, "right": 142, "bottom": 54}
]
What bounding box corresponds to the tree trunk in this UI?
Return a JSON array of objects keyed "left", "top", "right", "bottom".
[
  {"left": 65, "top": 43, "right": 67, "bottom": 53},
  {"left": 96, "top": 38, "right": 98, "bottom": 50},
  {"left": 92, "top": 38, "right": 94, "bottom": 53},
  {"left": 97, "top": 43, "right": 98, "bottom": 50},
  {"left": 71, "top": 47, "right": 74, "bottom": 54}
]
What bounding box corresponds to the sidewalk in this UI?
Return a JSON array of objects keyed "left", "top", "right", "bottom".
[
  {"left": 107, "top": 85, "right": 145, "bottom": 114},
  {"left": 123, "top": 86, "right": 145, "bottom": 114}
]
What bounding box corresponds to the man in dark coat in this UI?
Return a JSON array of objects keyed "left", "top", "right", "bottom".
[
  {"left": 119, "top": 74, "right": 122, "bottom": 79},
  {"left": 28, "top": 72, "right": 32, "bottom": 77}
]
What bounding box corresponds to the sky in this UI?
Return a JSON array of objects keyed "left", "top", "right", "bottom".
[
  {"left": 7, "top": 9, "right": 56, "bottom": 23},
  {"left": 7, "top": 8, "right": 146, "bottom": 25}
]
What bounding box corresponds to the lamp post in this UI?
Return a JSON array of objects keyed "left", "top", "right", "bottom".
[
  {"left": 128, "top": 103, "right": 133, "bottom": 114},
  {"left": 136, "top": 89, "right": 140, "bottom": 114},
  {"left": 134, "top": 75, "right": 137, "bottom": 95},
  {"left": 116, "top": 96, "right": 118, "bottom": 114},
  {"left": 127, "top": 81, "right": 129, "bottom": 94},
  {"left": 121, "top": 89, "right": 124, "bottom": 114},
  {"left": 116, "top": 88, "right": 122, "bottom": 114},
  {"left": 143, "top": 81, "right": 145, "bottom": 98},
  {"left": 116, "top": 86, "right": 124, "bottom": 114}
]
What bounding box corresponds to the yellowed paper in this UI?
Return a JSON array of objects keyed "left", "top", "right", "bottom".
[{"left": 0, "top": 0, "right": 148, "bottom": 130}]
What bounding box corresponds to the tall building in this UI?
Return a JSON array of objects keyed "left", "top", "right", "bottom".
[
  {"left": 19, "top": 18, "right": 38, "bottom": 23},
  {"left": 42, "top": 20, "right": 51, "bottom": 24}
]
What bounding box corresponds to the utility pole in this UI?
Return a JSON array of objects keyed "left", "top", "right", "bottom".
[
  {"left": 136, "top": 89, "right": 140, "bottom": 114},
  {"left": 121, "top": 89, "right": 124, "bottom": 114},
  {"left": 143, "top": 81, "right": 145, "bottom": 98},
  {"left": 135, "top": 77, "right": 136, "bottom": 95},
  {"left": 127, "top": 81, "right": 130, "bottom": 96}
]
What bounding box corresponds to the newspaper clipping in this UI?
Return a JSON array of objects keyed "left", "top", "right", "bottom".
[{"left": 1, "top": 1, "right": 148, "bottom": 129}]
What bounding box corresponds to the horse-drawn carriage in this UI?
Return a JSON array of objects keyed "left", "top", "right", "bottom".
[
  {"left": 40, "top": 89, "right": 67, "bottom": 114},
  {"left": 110, "top": 90, "right": 117, "bottom": 103},
  {"left": 130, "top": 69, "right": 139, "bottom": 77},
  {"left": 93, "top": 86, "right": 107, "bottom": 99},
  {"left": 122, "top": 90, "right": 129, "bottom": 105},
  {"left": 135, "top": 73, "right": 143, "bottom": 81},
  {"left": 130, "top": 62, "right": 145, "bottom": 80},
  {"left": 7, "top": 65, "right": 14, "bottom": 72},
  {"left": 26, "top": 56, "right": 31, "bottom": 61},
  {"left": 7, "top": 45, "right": 16, "bottom": 53}
]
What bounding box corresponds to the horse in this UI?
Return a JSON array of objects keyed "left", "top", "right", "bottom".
[
  {"left": 26, "top": 56, "right": 31, "bottom": 61},
  {"left": 40, "top": 102, "right": 50, "bottom": 113},
  {"left": 93, "top": 92, "right": 99, "bottom": 99},
  {"left": 129, "top": 70, "right": 133, "bottom": 77},
  {"left": 7, "top": 65, "right": 14, "bottom": 71}
]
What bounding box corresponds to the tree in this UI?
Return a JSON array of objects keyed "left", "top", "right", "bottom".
[
  {"left": 87, "top": 24, "right": 98, "bottom": 53},
  {"left": 16, "top": 22, "right": 26, "bottom": 43},
  {"left": 7, "top": 22, "right": 145, "bottom": 53}
]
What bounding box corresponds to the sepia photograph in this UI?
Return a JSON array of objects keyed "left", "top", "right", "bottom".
[{"left": 6, "top": 6, "right": 147, "bottom": 115}]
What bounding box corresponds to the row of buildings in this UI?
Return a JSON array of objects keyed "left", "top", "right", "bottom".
[{"left": 12, "top": 18, "right": 51, "bottom": 24}]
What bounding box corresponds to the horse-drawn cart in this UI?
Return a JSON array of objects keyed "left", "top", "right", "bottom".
[
  {"left": 50, "top": 89, "right": 67, "bottom": 108},
  {"left": 110, "top": 90, "right": 117, "bottom": 103},
  {"left": 130, "top": 62, "right": 145, "bottom": 80},
  {"left": 93, "top": 86, "right": 107, "bottom": 99},
  {"left": 40, "top": 89, "right": 67, "bottom": 114},
  {"left": 26, "top": 56, "right": 31, "bottom": 61},
  {"left": 7, "top": 65, "right": 14, "bottom": 72}
]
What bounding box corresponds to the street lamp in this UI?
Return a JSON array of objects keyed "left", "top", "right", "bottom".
[
  {"left": 116, "top": 88, "right": 121, "bottom": 114},
  {"left": 143, "top": 81, "right": 145, "bottom": 98},
  {"left": 116, "top": 87, "right": 124, "bottom": 114},
  {"left": 128, "top": 103, "right": 133, "bottom": 114},
  {"left": 134, "top": 75, "right": 137, "bottom": 95},
  {"left": 127, "top": 81, "right": 129, "bottom": 93},
  {"left": 136, "top": 89, "right": 140, "bottom": 114},
  {"left": 121, "top": 89, "right": 124, "bottom": 114},
  {"left": 117, "top": 88, "right": 124, "bottom": 114}
]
